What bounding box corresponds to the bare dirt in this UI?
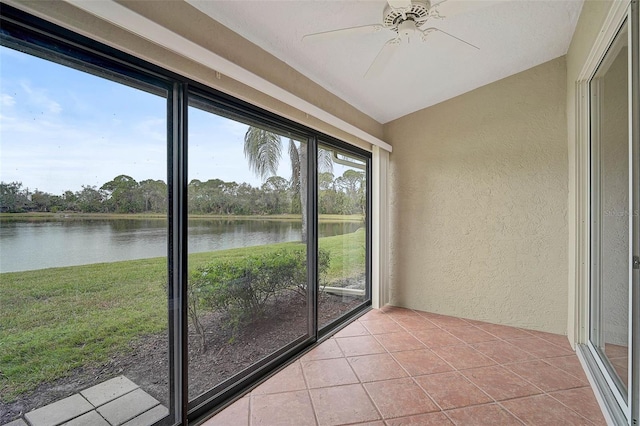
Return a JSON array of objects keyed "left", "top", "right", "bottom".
[{"left": 1, "top": 291, "right": 362, "bottom": 425}]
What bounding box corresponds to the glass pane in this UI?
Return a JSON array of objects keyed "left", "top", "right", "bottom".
[
  {"left": 317, "top": 144, "right": 368, "bottom": 329},
  {"left": 187, "top": 100, "right": 309, "bottom": 401},
  {"left": 590, "top": 20, "right": 629, "bottom": 396},
  {"left": 0, "top": 47, "right": 171, "bottom": 424}
]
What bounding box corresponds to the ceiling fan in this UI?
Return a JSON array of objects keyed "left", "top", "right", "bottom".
[{"left": 302, "top": 0, "right": 479, "bottom": 78}]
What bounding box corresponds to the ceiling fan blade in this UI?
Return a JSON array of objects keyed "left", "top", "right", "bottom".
[
  {"left": 430, "top": 0, "right": 509, "bottom": 18},
  {"left": 422, "top": 27, "right": 479, "bottom": 50},
  {"left": 365, "top": 38, "right": 401, "bottom": 79},
  {"left": 387, "top": 0, "right": 412, "bottom": 9},
  {"left": 302, "top": 24, "right": 385, "bottom": 42}
]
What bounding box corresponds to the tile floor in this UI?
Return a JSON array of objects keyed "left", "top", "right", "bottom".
[{"left": 202, "top": 306, "right": 607, "bottom": 426}]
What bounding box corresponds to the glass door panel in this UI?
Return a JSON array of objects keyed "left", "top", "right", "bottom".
[
  {"left": 590, "top": 19, "right": 630, "bottom": 399},
  {"left": 0, "top": 46, "right": 171, "bottom": 425},
  {"left": 317, "top": 144, "right": 369, "bottom": 329},
  {"left": 187, "top": 97, "right": 310, "bottom": 402}
]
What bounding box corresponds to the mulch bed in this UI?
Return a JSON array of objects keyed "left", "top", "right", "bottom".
[{"left": 1, "top": 292, "right": 362, "bottom": 424}]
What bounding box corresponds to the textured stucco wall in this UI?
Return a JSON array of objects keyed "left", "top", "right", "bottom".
[{"left": 385, "top": 57, "right": 568, "bottom": 333}]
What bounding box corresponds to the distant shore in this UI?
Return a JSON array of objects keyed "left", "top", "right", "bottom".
[{"left": 0, "top": 212, "right": 363, "bottom": 222}]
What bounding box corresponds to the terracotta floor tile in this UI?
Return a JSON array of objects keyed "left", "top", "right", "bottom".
[
  {"left": 202, "top": 396, "right": 249, "bottom": 426},
  {"left": 515, "top": 337, "right": 574, "bottom": 358},
  {"left": 447, "top": 326, "right": 499, "bottom": 344},
  {"left": 252, "top": 361, "right": 306, "bottom": 395},
  {"left": 335, "top": 335, "right": 386, "bottom": 357},
  {"left": 415, "top": 371, "right": 492, "bottom": 410},
  {"left": 335, "top": 321, "right": 370, "bottom": 338},
  {"left": 544, "top": 355, "right": 588, "bottom": 381},
  {"left": 202, "top": 311, "right": 607, "bottom": 426},
  {"left": 359, "top": 309, "right": 388, "bottom": 320},
  {"left": 461, "top": 365, "right": 542, "bottom": 401},
  {"left": 477, "top": 323, "right": 534, "bottom": 340},
  {"left": 374, "top": 332, "right": 425, "bottom": 352},
  {"left": 380, "top": 306, "right": 419, "bottom": 317},
  {"left": 364, "top": 378, "right": 439, "bottom": 419},
  {"left": 471, "top": 340, "right": 536, "bottom": 364},
  {"left": 502, "top": 394, "right": 592, "bottom": 425},
  {"left": 445, "top": 403, "right": 522, "bottom": 425},
  {"left": 348, "top": 353, "right": 408, "bottom": 382},
  {"left": 392, "top": 349, "right": 454, "bottom": 376},
  {"left": 550, "top": 387, "right": 607, "bottom": 426},
  {"left": 301, "top": 357, "right": 359, "bottom": 388},
  {"left": 386, "top": 412, "right": 454, "bottom": 425},
  {"left": 300, "top": 339, "right": 344, "bottom": 361},
  {"left": 310, "top": 384, "right": 381, "bottom": 426},
  {"left": 431, "top": 345, "right": 496, "bottom": 370},
  {"left": 426, "top": 315, "right": 471, "bottom": 329},
  {"left": 251, "top": 390, "right": 315, "bottom": 426},
  {"left": 413, "top": 328, "right": 465, "bottom": 348},
  {"left": 360, "top": 318, "right": 404, "bottom": 334},
  {"left": 529, "top": 330, "right": 573, "bottom": 351},
  {"left": 464, "top": 318, "right": 492, "bottom": 326},
  {"left": 507, "top": 360, "right": 587, "bottom": 392},
  {"left": 393, "top": 315, "right": 439, "bottom": 331},
  {"left": 415, "top": 311, "right": 445, "bottom": 319}
]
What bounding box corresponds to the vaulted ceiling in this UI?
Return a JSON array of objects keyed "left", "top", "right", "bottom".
[{"left": 186, "top": 0, "right": 583, "bottom": 124}]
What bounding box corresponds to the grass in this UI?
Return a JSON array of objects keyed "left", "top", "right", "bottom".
[{"left": 0, "top": 229, "right": 365, "bottom": 402}]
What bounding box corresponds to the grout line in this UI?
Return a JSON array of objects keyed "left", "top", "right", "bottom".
[
  {"left": 247, "top": 389, "right": 252, "bottom": 426},
  {"left": 304, "top": 387, "right": 320, "bottom": 426},
  {"left": 494, "top": 400, "right": 528, "bottom": 425},
  {"left": 296, "top": 357, "right": 320, "bottom": 426},
  {"left": 545, "top": 389, "right": 604, "bottom": 426}
]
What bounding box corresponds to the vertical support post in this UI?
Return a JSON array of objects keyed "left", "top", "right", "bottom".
[
  {"left": 372, "top": 146, "right": 390, "bottom": 309},
  {"left": 308, "top": 137, "right": 318, "bottom": 340},
  {"left": 169, "top": 82, "right": 189, "bottom": 425}
]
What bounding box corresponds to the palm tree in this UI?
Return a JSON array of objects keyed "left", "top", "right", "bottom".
[{"left": 244, "top": 126, "right": 332, "bottom": 242}]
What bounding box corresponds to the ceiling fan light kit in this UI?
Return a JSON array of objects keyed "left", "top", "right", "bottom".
[{"left": 302, "top": 0, "right": 479, "bottom": 78}]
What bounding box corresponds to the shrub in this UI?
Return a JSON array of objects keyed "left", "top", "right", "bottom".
[{"left": 189, "top": 248, "right": 330, "bottom": 350}]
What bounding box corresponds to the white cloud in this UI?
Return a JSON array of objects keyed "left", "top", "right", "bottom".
[
  {"left": 135, "top": 117, "right": 165, "bottom": 142},
  {"left": 0, "top": 94, "right": 15, "bottom": 107},
  {"left": 20, "top": 80, "right": 62, "bottom": 114}
]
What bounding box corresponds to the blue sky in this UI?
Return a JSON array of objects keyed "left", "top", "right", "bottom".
[{"left": 0, "top": 45, "right": 292, "bottom": 195}]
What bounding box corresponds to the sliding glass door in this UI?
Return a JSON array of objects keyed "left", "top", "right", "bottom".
[
  {"left": 589, "top": 5, "right": 639, "bottom": 422},
  {"left": 186, "top": 93, "right": 313, "bottom": 409},
  {"left": 0, "top": 7, "right": 372, "bottom": 425},
  {"left": 317, "top": 143, "right": 370, "bottom": 331}
]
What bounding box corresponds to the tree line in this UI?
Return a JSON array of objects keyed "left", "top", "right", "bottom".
[{"left": 0, "top": 169, "right": 365, "bottom": 216}]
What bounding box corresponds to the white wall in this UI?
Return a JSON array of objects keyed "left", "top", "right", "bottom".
[{"left": 385, "top": 57, "right": 569, "bottom": 333}]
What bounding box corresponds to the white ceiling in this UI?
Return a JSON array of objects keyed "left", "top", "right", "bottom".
[{"left": 187, "top": 0, "right": 583, "bottom": 124}]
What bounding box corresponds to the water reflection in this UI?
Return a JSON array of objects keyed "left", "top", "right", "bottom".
[{"left": 0, "top": 218, "right": 360, "bottom": 272}]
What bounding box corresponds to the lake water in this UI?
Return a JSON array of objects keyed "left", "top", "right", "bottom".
[{"left": 0, "top": 218, "right": 361, "bottom": 273}]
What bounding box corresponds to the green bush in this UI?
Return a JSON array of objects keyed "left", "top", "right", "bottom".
[{"left": 189, "top": 248, "right": 330, "bottom": 350}]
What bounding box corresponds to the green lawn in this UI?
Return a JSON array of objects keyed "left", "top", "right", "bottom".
[{"left": 0, "top": 230, "right": 365, "bottom": 401}]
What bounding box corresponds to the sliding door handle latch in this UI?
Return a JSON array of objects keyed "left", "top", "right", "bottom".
[{"left": 633, "top": 256, "right": 640, "bottom": 269}]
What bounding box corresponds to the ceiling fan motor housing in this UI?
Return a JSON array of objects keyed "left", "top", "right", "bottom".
[{"left": 383, "top": 0, "right": 431, "bottom": 29}]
